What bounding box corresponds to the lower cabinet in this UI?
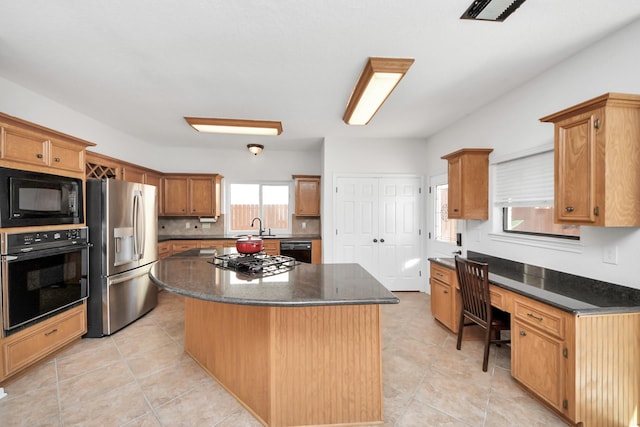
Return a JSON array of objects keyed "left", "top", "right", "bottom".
[
  {"left": 429, "top": 262, "right": 458, "bottom": 332},
  {"left": 1, "top": 304, "right": 87, "bottom": 382},
  {"left": 158, "top": 241, "right": 172, "bottom": 259},
  {"left": 511, "top": 296, "right": 570, "bottom": 414},
  {"left": 262, "top": 240, "right": 280, "bottom": 256}
]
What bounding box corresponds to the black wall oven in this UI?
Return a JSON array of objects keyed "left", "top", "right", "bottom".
[
  {"left": 1, "top": 227, "right": 89, "bottom": 336},
  {"left": 0, "top": 166, "right": 84, "bottom": 228}
]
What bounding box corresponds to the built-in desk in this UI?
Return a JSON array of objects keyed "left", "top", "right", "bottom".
[{"left": 429, "top": 254, "right": 640, "bottom": 427}]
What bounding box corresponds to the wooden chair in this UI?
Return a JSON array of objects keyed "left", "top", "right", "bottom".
[{"left": 454, "top": 255, "right": 510, "bottom": 372}]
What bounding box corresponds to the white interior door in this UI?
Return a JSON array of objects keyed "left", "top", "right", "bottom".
[
  {"left": 334, "top": 178, "right": 379, "bottom": 276},
  {"left": 334, "top": 176, "right": 423, "bottom": 291}
]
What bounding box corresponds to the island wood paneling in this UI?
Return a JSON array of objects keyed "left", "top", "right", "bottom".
[
  {"left": 184, "top": 298, "right": 384, "bottom": 427},
  {"left": 573, "top": 312, "right": 640, "bottom": 427}
]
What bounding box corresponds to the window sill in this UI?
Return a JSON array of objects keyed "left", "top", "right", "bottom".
[{"left": 488, "top": 232, "right": 583, "bottom": 254}]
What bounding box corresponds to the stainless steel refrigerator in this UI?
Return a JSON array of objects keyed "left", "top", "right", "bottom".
[{"left": 86, "top": 179, "right": 158, "bottom": 337}]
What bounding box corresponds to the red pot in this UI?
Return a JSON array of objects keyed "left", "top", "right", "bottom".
[{"left": 236, "top": 236, "right": 264, "bottom": 254}]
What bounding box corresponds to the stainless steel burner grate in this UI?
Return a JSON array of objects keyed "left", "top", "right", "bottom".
[{"left": 210, "top": 253, "right": 297, "bottom": 277}]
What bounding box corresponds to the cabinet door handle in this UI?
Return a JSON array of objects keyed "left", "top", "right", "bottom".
[
  {"left": 565, "top": 206, "right": 574, "bottom": 212},
  {"left": 453, "top": 208, "right": 459, "bottom": 212},
  {"left": 527, "top": 312, "right": 543, "bottom": 321},
  {"left": 594, "top": 118, "right": 601, "bottom": 129},
  {"left": 519, "top": 330, "right": 527, "bottom": 336},
  {"left": 36, "top": 153, "right": 44, "bottom": 159},
  {"left": 45, "top": 328, "right": 58, "bottom": 336},
  {"left": 54, "top": 157, "right": 61, "bottom": 162}
]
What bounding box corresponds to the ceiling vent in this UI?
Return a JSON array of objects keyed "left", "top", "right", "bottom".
[{"left": 460, "top": 0, "right": 527, "bottom": 22}]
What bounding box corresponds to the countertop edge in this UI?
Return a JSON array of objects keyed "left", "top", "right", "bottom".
[
  {"left": 428, "top": 257, "right": 640, "bottom": 315},
  {"left": 149, "top": 260, "right": 400, "bottom": 307}
]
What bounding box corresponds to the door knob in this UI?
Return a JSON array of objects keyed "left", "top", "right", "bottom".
[
  {"left": 373, "top": 239, "right": 378, "bottom": 243},
  {"left": 380, "top": 238, "right": 385, "bottom": 243}
]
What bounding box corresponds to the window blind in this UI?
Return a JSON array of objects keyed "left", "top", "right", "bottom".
[{"left": 494, "top": 149, "right": 554, "bottom": 207}]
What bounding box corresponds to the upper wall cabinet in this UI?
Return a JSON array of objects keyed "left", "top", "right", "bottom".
[
  {"left": 0, "top": 113, "right": 94, "bottom": 178},
  {"left": 293, "top": 175, "right": 321, "bottom": 216},
  {"left": 540, "top": 93, "right": 640, "bottom": 226},
  {"left": 163, "top": 174, "right": 222, "bottom": 217},
  {"left": 441, "top": 148, "right": 493, "bottom": 220}
]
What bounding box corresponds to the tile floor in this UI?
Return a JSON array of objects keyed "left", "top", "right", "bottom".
[{"left": 0, "top": 291, "right": 567, "bottom": 426}]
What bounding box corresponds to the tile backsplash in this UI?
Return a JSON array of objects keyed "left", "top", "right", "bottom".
[{"left": 158, "top": 215, "right": 320, "bottom": 236}]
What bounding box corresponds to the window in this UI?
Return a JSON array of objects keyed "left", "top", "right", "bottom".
[
  {"left": 435, "top": 183, "right": 458, "bottom": 243},
  {"left": 495, "top": 149, "right": 579, "bottom": 239},
  {"left": 228, "top": 183, "right": 291, "bottom": 234}
]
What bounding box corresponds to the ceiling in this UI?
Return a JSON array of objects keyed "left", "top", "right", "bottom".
[{"left": 2, "top": 1, "right": 640, "bottom": 152}]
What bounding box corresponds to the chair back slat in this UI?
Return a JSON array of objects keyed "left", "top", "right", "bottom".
[{"left": 454, "top": 256, "right": 492, "bottom": 328}]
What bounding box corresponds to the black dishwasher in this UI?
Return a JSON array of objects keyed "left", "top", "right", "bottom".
[{"left": 280, "top": 240, "right": 312, "bottom": 263}]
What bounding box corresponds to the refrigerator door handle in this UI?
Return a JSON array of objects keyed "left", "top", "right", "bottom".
[{"left": 132, "top": 192, "right": 146, "bottom": 260}]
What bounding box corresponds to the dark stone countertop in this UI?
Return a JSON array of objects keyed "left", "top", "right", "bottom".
[
  {"left": 429, "top": 251, "right": 640, "bottom": 315},
  {"left": 158, "top": 234, "right": 321, "bottom": 242},
  {"left": 149, "top": 248, "right": 399, "bottom": 307}
]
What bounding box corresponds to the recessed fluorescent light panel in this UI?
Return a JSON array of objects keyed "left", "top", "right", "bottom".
[
  {"left": 184, "top": 117, "right": 283, "bottom": 136},
  {"left": 343, "top": 57, "right": 414, "bottom": 126},
  {"left": 461, "top": 0, "right": 527, "bottom": 22}
]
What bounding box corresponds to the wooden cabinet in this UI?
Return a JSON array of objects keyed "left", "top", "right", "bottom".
[
  {"left": 158, "top": 241, "right": 172, "bottom": 259},
  {"left": 262, "top": 239, "right": 280, "bottom": 256},
  {"left": 311, "top": 239, "right": 322, "bottom": 264},
  {"left": 200, "top": 240, "right": 236, "bottom": 249},
  {"left": 440, "top": 149, "right": 493, "bottom": 220},
  {"left": 0, "top": 115, "right": 94, "bottom": 178},
  {"left": 170, "top": 240, "right": 200, "bottom": 255},
  {"left": 429, "top": 262, "right": 458, "bottom": 331},
  {"left": 121, "top": 165, "right": 146, "bottom": 184},
  {"left": 163, "top": 174, "right": 222, "bottom": 217},
  {"left": 293, "top": 175, "right": 321, "bottom": 216},
  {"left": 511, "top": 296, "right": 571, "bottom": 415},
  {"left": 145, "top": 171, "right": 163, "bottom": 215},
  {"left": 540, "top": 93, "right": 640, "bottom": 226},
  {"left": 1, "top": 304, "right": 86, "bottom": 382}
]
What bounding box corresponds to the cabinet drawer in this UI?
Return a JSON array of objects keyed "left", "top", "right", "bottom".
[
  {"left": 430, "top": 263, "right": 452, "bottom": 284},
  {"left": 2, "top": 305, "right": 86, "bottom": 377},
  {"left": 489, "top": 285, "right": 509, "bottom": 312},
  {"left": 171, "top": 241, "right": 199, "bottom": 254},
  {"left": 513, "top": 297, "right": 566, "bottom": 339}
]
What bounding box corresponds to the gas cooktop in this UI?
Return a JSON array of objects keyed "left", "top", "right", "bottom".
[{"left": 210, "top": 252, "right": 297, "bottom": 277}]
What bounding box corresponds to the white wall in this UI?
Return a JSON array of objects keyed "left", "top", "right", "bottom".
[
  {"left": 321, "top": 137, "right": 429, "bottom": 264},
  {"left": 0, "top": 76, "right": 321, "bottom": 181},
  {"left": 423, "top": 19, "right": 640, "bottom": 289}
]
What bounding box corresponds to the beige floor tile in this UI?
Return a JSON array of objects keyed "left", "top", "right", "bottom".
[
  {"left": 0, "top": 290, "right": 573, "bottom": 426},
  {"left": 61, "top": 381, "right": 153, "bottom": 426},
  {"left": 1, "top": 359, "right": 57, "bottom": 397},
  {"left": 138, "top": 357, "right": 210, "bottom": 408},
  {"left": 154, "top": 377, "right": 245, "bottom": 426},
  {"left": 0, "top": 383, "right": 61, "bottom": 426},
  {"left": 58, "top": 359, "right": 136, "bottom": 409}
]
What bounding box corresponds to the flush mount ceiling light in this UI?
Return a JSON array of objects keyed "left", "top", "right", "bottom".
[
  {"left": 184, "top": 117, "right": 283, "bottom": 136},
  {"left": 343, "top": 57, "right": 415, "bottom": 126},
  {"left": 460, "top": 0, "right": 527, "bottom": 22},
  {"left": 247, "top": 144, "right": 264, "bottom": 156}
]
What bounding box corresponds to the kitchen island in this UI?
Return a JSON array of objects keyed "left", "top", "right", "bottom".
[{"left": 149, "top": 248, "right": 399, "bottom": 427}]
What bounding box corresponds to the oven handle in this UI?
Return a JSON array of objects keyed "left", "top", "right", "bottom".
[{"left": 1, "top": 242, "right": 90, "bottom": 262}]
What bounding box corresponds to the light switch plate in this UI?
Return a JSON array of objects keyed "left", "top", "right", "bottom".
[{"left": 602, "top": 245, "right": 618, "bottom": 265}]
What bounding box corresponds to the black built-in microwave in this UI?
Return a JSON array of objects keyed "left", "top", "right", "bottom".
[{"left": 0, "top": 166, "right": 84, "bottom": 228}]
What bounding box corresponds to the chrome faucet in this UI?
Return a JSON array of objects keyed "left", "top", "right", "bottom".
[{"left": 250, "top": 217, "right": 265, "bottom": 236}]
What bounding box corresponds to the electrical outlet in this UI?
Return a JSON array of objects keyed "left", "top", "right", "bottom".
[
  {"left": 202, "top": 223, "right": 211, "bottom": 229},
  {"left": 185, "top": 222, "right": 190, "bottom": 229},
  {"left": 602, "top": 245, "right": 618, "bottom": 265},
  {"left": 302, "top": 221, "right": 307, "bottom": 230}
]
